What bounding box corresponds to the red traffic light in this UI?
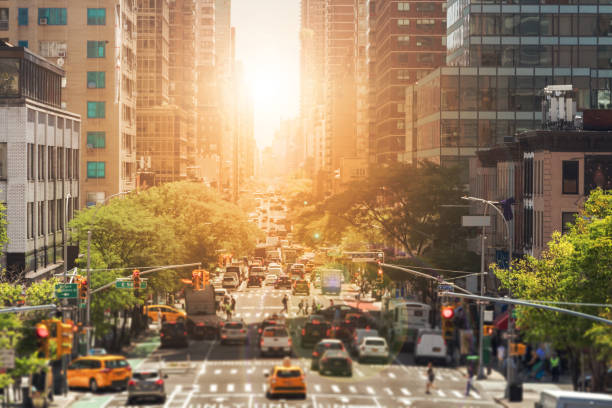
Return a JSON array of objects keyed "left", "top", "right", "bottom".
[
  {"left": 441, "top": 307, "right": 455, "bottom": 319},
  {"left": 35, "top": 323, "right": 49, "bottom": 339},
  {"left": 377, "top": 268, "right": 383, "bottom": 275},
  {"left": 132, "top": 269, "right": 140, "bottom": 279}
]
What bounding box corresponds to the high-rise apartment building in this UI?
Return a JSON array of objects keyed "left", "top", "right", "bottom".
[
  {"left": 136, "top": 0, "right": 188, "bottom": 184},
  {"left": 370, "top": 0, "right": 446, "bottom": 164},
  {"left": 215, "top": 0, "right": 231, "bottom": 77},
  {"left": 0, "top": 42, "right": 80, "bottom": 279},
  {"left": 5, "top": 1, "right": 138, "bottom": 207}
]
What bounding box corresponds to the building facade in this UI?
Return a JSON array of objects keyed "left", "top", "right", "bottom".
[
  {"left": 5, "top": 0, "right": 138, "bottom": 207},
  {"left": 371, "top": 0, "right": 446, "bottom": 164},
  {"left": 0, "top": 43, "right": 80, "bottom": 279}
]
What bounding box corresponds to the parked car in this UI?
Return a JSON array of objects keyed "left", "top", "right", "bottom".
[
  {"left": 319, "top": 349, "right": 352, "bottom": 377},
  {"left": 127, "top": 370, "right": 167, "bottom": 404},
  {"left": 311, "top": 339, "right": 345, "bottom": 370},
  {"left": 67, "top": 355, "right": 132, "bottom": 392},
  {"left": 414, "top": 329, "right": 447, "bottom": 365},
  {"left": 220, "top": 319, "right": 248, "bottom": 345},
  {"left": 160, "top": 321, "right": 189, "bottom": 348},
  {"left": 260, "top": 325, "right": 292, "bottom": 357},
  {"left": 143, "top": 304, "right": 186, "bottom": 324},
  {"left": 357, "top": 336, "right": 389, "bottom": 363}
]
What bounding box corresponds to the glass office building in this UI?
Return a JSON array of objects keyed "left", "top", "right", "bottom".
[{"left": 406, "top": 1, "right": 612, "bottom": 171}]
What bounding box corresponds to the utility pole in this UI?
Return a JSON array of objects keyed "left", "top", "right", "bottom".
[{"left": 478, "top": 204, "right": 488, "bottom": 379}]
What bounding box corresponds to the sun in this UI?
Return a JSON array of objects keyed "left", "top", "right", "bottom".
[{"left": 249, "top": 64, "right": 294, "bottom": 110}]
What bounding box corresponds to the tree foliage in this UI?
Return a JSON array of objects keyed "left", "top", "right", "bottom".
[{"left": 491, "top": 189, "right": 612, "bottom": 391}]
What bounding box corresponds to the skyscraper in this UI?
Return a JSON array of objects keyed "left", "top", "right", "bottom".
[{"left": 5, "top": 1, "right": 138, "bottom": 207}]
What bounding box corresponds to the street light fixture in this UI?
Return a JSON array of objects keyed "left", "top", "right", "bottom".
[{"left": 461, "top": 196, "right": 514, "bottom": 389}]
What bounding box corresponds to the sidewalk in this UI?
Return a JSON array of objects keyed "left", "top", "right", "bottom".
[{"left": 475, "top": 368, "right": 574, "bottom": 408}]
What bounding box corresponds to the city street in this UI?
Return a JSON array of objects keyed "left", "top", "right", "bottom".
[{"left": 69, "top": 284, "right": 497, "bottom": 408}]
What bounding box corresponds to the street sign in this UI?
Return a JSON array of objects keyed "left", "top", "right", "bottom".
[
  {"left": 462, "top": 215, "right": 491, "bottom": 227},
  {"left": 115, "top": 279, "right": 147, "bottom": 289},
  {"left": 55, "top": 283, "right": 78, "bottom": 299},
  {"left": 438, "top": 284, "right": 454, "bottom": 292},
  {"left": 0, "top": 349, "right": 15, "bottom": 369}
]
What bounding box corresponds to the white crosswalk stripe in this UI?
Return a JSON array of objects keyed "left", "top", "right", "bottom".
[
  {"left": 214, "top": 369, "right": 221, "bottom": 375},
  {"left": 384, "top": 387, "right": 393, "bottom": 396},
  {"left": 244, "top": 383, "right": 252, "bottom": 392},
  {"left": 400, "top": 387, "right": 411, "bottom": 396},
  {"left": 331, "top": 385, "right": 341, "bottom": 393},
  {"left": 366, "top": 386, "right": 375, "bottom": 394},
  {"left": 470, "top": 390, "right": 481, "bottom": 399},
  {"left": 452, "top": 390, "right": 463, "bottom": 398},
  {"left": 437, "top": 389, "right": 446, "bottom": 397},
  {"left": 230, "top": 369, "right": 237, "bottom": 374},
  {"left": 227, "top": 383, "right": 235, "bottom": 392},
  {"left": 209, "top": 384, "right": 217, "bottom": 392},
  {"left": 348, "top": 385, "right": 357, "bottom": 393},
  {"left": 314, "top": 384, "right": 321, "bottom": 392}
]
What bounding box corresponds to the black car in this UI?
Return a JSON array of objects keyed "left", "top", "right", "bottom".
[
  {"left": 160, "top": 321, "right": 188, "bottom": 348},
  {"left": 247, "top": 275, "right": 262, "bottom": 288},
  {"left": 311, "top": 339, "right": 345, "bottom": 370},
  {"left": 319, "top": 349, "right": 352, "bottom": 377},
  {"left": 292, "top": 280, "right": 310, "bottom": 296},
  {"left": 319, "top": 305, "right": 364, "bottom": 322},
  {"left": 274, "top": 276, "right": 292, "bottom": 290},
  {"left": 301, "top": 320, "right": 330, "bottom": 348}
]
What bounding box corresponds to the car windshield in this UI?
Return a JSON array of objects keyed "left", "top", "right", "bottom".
[
  {"left": 223, "top": 277, "right": 235, "bottom": 281},
  {"left": 365, "top": 339, "right": 386, "bottom": 346},
  {"left": 318, "top": 342, "right": 342, "bottom": 351},
  {"left": 225, "top": 323, "right": 243, "bottom": 329},
  {"left": 106, "top": 359, "right": 128, "bottom": 369},
  {"left": 276, "top": 369, "right": 301, "bottom": 378}
]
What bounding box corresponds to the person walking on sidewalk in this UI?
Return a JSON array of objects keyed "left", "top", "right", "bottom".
[
  {"left": 550, "top": 352, "right": 561, "bottom": 382},
  {"left": 282, "top": 294, "right": 289, "bottom": 314},
  {"left": 298, "top": 299, "right": 304, "bottom": 315},
  {"left": 465, "top": 365, "right": 476, "bottom": 397},
  {"left": 425, "top": 362, "right": 435, "bottom": 394}
]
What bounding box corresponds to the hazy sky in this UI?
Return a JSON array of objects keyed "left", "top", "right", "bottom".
[{"left": 231, "top": 0, "right": 301, "bottom": 149}]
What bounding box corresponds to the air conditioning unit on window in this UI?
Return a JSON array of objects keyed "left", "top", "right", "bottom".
[
  {"left": 87, "top": 144, "right": 94, "bottom": 149},
  {"left": 39, "top": 18, "right": 48, "bottom": 25},
  {"left": 58, "top": 50, "right": 66, "bottom": 57}
]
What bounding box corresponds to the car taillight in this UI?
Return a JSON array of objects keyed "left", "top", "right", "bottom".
[
  {"left": 288, "top": 338, "right": 292, "bottom": 346},
  {"left": 301, "top": 329, "right": 305, "bottom": 336},
  {"left": 258, "top": 328, "right": 262, "bottom": 334},
  {"left": 417, "top": 337, "right": 422, "bottom": 344},
  {"left": 126, "top": 366, "right": 132, "bottom": 372},
  {"left": 128, "top": 380, "right": 135, "bottom": 386},
  {"left": 312, "top": 320, "right": 319, "bottom": 324},
  {"left": 312, "top": 351, "right": 319, "bottom": 357},
  {"left": 240, "top": 329, "right": 246, "bottom": 333},
  {"left": 155, "top": 379, "right": 164, "bottom": 386},
  {"left": 260, "top": 339, "right": 264, "bottom": 347},
  {"left": 160, "top": 333, "right": 165, "bottom": 337},
  {"left": 321, "top": 357, "right": 328, "bottom": 363},
  {"left": 221, "top": 335, "right": 227, "bottom": 339},
  {"left": 184, "top": 331, "right": 188, "bottom": 336},
  {"left": 326, "top": 329, "right": 330, "bottom": 336}
]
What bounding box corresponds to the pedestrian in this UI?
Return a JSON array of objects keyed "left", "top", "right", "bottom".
[
  {"left": 303, "top": 300, "right": 309, "bottom": 315},
  {"left": 330, "top": 299, "right": 334, "bottom": 307},
  {"left": 282, "top": 294, "right": 289, "bottom": 314},
  {"left": 465, "top": 364, "right": 476, "bottom": 396},
  {"left": 298, "top": 299, "right": 304, "bottom": 315},
  {"left": 550, "top": 352, "right": 560, "bottom": 382},
  {"left": 231, "top": 296, "right": 236, "bottom": 312},
  {"left": 311, "top": 299, "right": 317, "bottom": 314},
  {"left": 425, "top": 362, "right": 435, "bottom": 394},
  {"left": 225, "top": 303, "right": 232, "bottom": 320},
  {"left": 497, "top": 344, "right": 506, "bottom": 370}
]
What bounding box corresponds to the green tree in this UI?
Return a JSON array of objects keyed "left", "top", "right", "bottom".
[{"left": 491, "top": 189, "right": 612, "bottom": 391}]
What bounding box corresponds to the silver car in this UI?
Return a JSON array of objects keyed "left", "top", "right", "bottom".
[
  {"left": 127, "top": 370, "right": 166, "bottom": 404},
  {"left": 220, "top": 319, "right": 248, "bottom": 344}
]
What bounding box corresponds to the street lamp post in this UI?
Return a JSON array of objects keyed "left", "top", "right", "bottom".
[
  {"left": 85, "top": 191, "right": 130, "bottom": 353},
  {"left": 461, "top": 196, "right": 513, "bottom": 388}
]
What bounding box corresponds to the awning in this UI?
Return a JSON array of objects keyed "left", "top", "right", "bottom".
[{"left": 494, "top": 311, "right": 509, "bottom": 331}]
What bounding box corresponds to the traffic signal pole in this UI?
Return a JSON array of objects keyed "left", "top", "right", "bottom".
[
  {"left": 86, "top": 230, "right": 91, "bottom": 353},
  {"left": 478, "top": 204, "right": 488, "bottom": 380}
]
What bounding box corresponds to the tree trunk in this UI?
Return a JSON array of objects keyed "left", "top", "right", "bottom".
[
  {"left": 587, "top": 347, "right": 608, "bottom": 392},
  {"left": 567, "top": 348, "right": 581, "bottom": 390},
  {"left": 110, "top": 312, "right": 120, "bottom": 352}
]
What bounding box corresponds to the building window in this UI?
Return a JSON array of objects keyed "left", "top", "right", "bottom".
[
  {"left": 398, "top": 2, "right": 410, "bottom": 11},
  {"left": 562, "top": 160, "right": 579, "bottom": 194},
  {"left": 27, "top": 143, "right": 35, "bottom": 180},
  {"left": 0, "top": 9, "right": 7, "bottom": 31},
  {"left": 87, "top": 8, "right": 106, "bottom": 25},
  {"left": 39, "top": 41, "right": 66, "bottom": 57},
  {"left": 38, "top": 8, "right": 67, "bottom": 25},
  {"left": 397, "top": 35, "right": 410, "bottom": 45},
  {"left": 87, "top": 101, "right": 105, "bottom": 118},
  {"left": 87, "top": 41, "right": 106, "bottom": 58},
  {"left": 0, "top": 143, "right": 6, "bottom": 179},
  {"left": 87, "top": 132, "right": 106, "bottom": 148},
  {"left": 87, "top": 71, "right": 105, "bottom": 88},
  {"left": 37, "top": 145, "right": 45, "bottom": 180},
  {"left": 397, "top": 19, "right": 410, "bottom": 27},
  {"left": 416, "top": 3, "right": 436, "bottom": 12},
  {"left": 86, "top": 192, "right": 105, "bottom": 207},
  {"left": 561, "top": 212, "right": 577, "bottom": 235},
  {"left": 27, "top": 202, "right": 34, "bottom": 239},
  {"left": 87, "top": 161, "right": 105, "bottom": 179},
  {"left": 18, "top": 40, "right": 28, "bottom": 48},
  {"left": 398, "top": 69, "right": 410, "bottom": 80},
  {"left": 397, "top": 120, "right": 405, "bottom": 130},
  {"left": 18, "top": 8, "right": 28, "bottom": 26},
  {"left": 0, "top": 58, "right": 19, "bottom": 96}
]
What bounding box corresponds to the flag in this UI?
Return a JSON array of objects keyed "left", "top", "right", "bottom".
[{"left": 500, "top": 198, "right": 515, "bottom": 221}]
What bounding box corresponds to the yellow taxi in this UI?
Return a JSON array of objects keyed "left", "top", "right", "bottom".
[
  {"left": 67, "top": 355, "right": 132, "bottom": 392},
  {"left": 143, "top": 304, "right": 186, "bottom": 323},
  {"left": 265, "top": 357, "right": 306, "bottom": 399}
]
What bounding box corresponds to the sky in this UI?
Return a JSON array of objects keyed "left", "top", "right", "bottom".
[{"left": 231, "top": 0, "right": 301, "bottom": 149}]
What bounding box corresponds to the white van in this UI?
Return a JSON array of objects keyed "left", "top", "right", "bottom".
[
  {"left": 535, "top": 390, "right": 612, "bottom": 408},
  {"left": 351, "top": 328, "right": 380, "bottom": 355},
  {"left": 414, "top": 329, "right": 447, "bottom": 365}
]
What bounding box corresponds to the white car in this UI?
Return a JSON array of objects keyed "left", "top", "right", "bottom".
[
  {"left": 351, "top": 328, "right": 380, "bottom": 355},
  {"left": 264, "top": 274, "right": 277, "bottom": 286},
  {"left": 268, "top": 267, "right": 282, "bottom": 276},
  {"left": 414, "top": 329, "right": 447, "bottom": 365},
  {"left": 260, "top": 325, "right": 292, "bottom": 357},
  {"left": 214, "top": 288, "right": 228, "bottom": 304},
  {"left": 357, "top": 337, "right": 389, "bottom": 363}
]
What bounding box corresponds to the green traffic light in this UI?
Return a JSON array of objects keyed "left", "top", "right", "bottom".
[{"left": 314, "top": 232, "right": 320, "bottom": 239}]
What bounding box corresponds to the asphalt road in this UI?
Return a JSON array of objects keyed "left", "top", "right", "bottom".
[{"left": 71, "top": 283, "right": 498, "bottom": 408}]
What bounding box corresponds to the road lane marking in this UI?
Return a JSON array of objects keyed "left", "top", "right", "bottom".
[
  {"left": 314, "top": 384, "right": 321, "bottom": 392},
  {"left": 214, "top": 369, "right": 221, "bottom": 375},
  {"left": 209, "top": 384, "right": 217, "bottom": 392},
  {"left": 349, "top": 385, "right": 357, "bottom": 393},
  {"left": 470, "top": 390, "right": 481, "bottom": 399},
  {"left": 366, "top": 386, "right": 375, "bottom": 394},
  {"left": 400, "top": 387, "right": 411, "bottom": 396},
  {"left": 387, "top": 371, "right": 396, "bottom": 379},
  {"left": 384, "top": 387, "right": 393, "bottom": 396},
  {"left": 355, "top": 367, "right": 365, "bottom": 377},
  {"left": 452, "top": 390, "right": 463, "bottom": 398},
  {"left": 437, "top": 389, "right": 446, "bottom": 397},
  {"left": 331, "top": 385, "right": 340, "bottom": 393},
  {"left": 230, "top": 368, "right": 238, "bottom": 374},
  {"left": 163, "top": 385, "right": 182, "bottom": 408}
]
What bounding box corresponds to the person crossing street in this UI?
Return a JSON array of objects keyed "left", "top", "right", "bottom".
[{"left": 281, "top": 294, "right": 289, "bottom": 314}]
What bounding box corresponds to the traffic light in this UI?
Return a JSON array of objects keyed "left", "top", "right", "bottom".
[
  {"left": 132, "top": 269, "right": 141, "bottom": 290},
  {"left": 441, "top": 306, "right": 455, "bottom": 320},
  {"left": 377, "top": 266, "right": 383, "bottom": 283},
  {"left": 441, "top": 306, "right": 455, "bottom": 341},
  {"left": 35, "top": 322, "right": 50, "bottom": 358},
  {"left": 201, "top": 270, "right": 210, "bottom": 287},
  {"left": 483, "top": 325, "right": 494, "bottom": 336},
  {"left": 79, "top": 279, "right": 88, "bottom": 300},
  {"left": 510, "top": 342, "right": 527, "bottom": 356},
  {"left": 56, "top": 321, "right": 73, "bottom": 358},
  {"left": 192, "top": 270, "right": 201, "bottom": 290}
]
